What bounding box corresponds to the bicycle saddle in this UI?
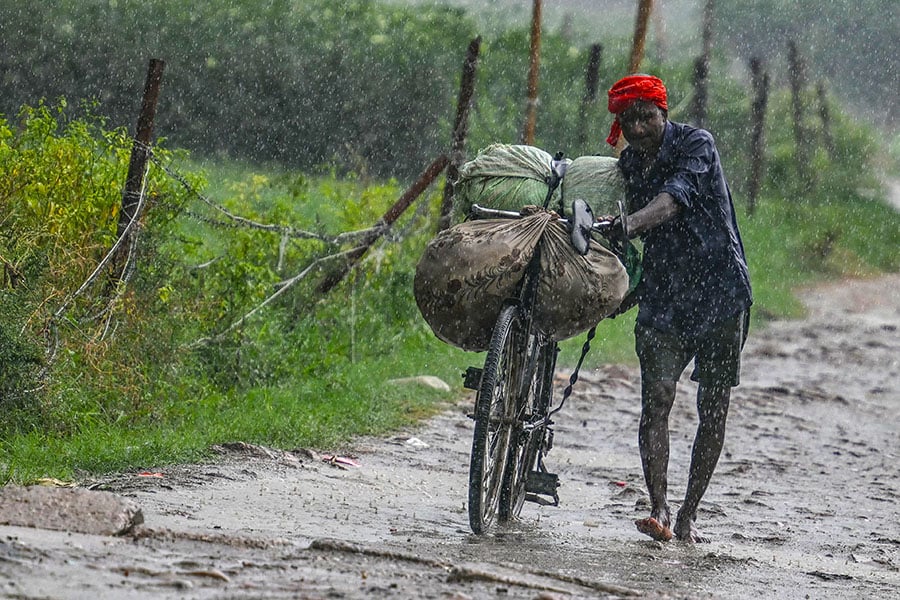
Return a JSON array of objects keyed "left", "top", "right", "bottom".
[{"left": 569, "top": 198, "right": 594, "bottom": 256}]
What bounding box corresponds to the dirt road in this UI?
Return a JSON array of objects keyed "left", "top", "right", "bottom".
[{"left": 2, "top": 273, "right": 898, "bottom": 599}]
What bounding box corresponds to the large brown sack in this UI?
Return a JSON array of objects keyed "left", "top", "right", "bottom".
[
  {"left": 414, "top": 212, "right": 628, "bottom": 351},
  {"left": 534, "top": 221, "right": 628, "bottom": 341},
  {"left": 414, "top": 212, "right": 553, "bottom": 351}
]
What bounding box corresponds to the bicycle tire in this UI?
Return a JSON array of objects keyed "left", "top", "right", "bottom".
[
  {"left": 468, "top": 304, "right": 523, "bottom": 534},
  {"left": 499, "top": 338, "right": 557, "bottom": 520}
]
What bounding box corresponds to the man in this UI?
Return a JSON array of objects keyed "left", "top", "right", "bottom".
[{"left": 602, "top": 74, "right": 752, "bottom": 543}]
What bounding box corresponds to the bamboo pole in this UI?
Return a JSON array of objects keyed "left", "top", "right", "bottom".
[
  {"left": 628, "top": 0, "right": 654, "bottom": 74},
  {"left": 521, "top": 0, "right": 542, "bottom": 145},
  {"left": 438, "top": 36, "right": 482, "bottom": 232}
]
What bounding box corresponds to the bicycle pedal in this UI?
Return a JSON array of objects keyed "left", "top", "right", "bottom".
[
  {"left": 524, "top": 492, "right": 559, "bottom": 507},
  {"left": 462, "top": 367, "right": 483, "bottom": 390},
  {"left": 525, "top": 471, "right": 559, "bottom": 496}
]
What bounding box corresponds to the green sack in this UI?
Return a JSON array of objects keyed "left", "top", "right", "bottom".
[
  {"left": 452, "top": 144, "right": 570, "bottom": 223},
  {"left": 560, "top": 155, "right": 625, "bottom": 218}
]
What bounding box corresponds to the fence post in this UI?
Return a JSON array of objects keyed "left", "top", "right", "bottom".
[
  {"left": 817, "top": 80, "right": 835, "bottom": 159},
  {"left": 577, "top": 43, "right": 603, "bottom": 148},
  {"left": 616, "top": 0, "right": 654, "bottom": 155},
  {"left": 628, "top": 0, "right": 654, "bottom": 74},
  {"left": 117, "top": 58, "right": 165, "bottom": 240},
  {"left": 748, "top": 55, "right": 769, "bottom": 215},
  {"left": 691, "top": 0, "right": 715, "bottom": 128},
  {"left": 787, "top": 40, "right": 813, "bottom": 191},
  {"left": 113, "top": 58, "right": 165, "bottom": 274},
  {"left": 438, "top": 36, "right": 481, "bottom": 232},
  {"left": 521, "top": 0, "right": 542, "bottom": 145}
]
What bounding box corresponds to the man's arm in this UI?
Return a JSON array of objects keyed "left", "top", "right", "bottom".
[{"left": 626, "top": 191, "right": 680, "bottom": 237}]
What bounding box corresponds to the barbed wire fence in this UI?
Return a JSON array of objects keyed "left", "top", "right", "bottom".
[
  {"left": 22, "top": 47, "right": 466, "bottom": 393},
  {"left": 27, "top": 137, "right": 446, "bottom": 391}
]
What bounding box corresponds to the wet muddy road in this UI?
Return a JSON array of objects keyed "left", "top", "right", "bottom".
[{"left": 2, "top": 275, "right": 899, "bottom": 599}]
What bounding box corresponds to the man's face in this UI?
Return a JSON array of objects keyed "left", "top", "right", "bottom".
[{"left": 618, "top": 100, "right": 666, "bottom": 156}]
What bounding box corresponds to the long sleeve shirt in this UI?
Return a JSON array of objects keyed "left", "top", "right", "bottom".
[{"left": 618, "top": 121, "right": 752, "bottom": 337}]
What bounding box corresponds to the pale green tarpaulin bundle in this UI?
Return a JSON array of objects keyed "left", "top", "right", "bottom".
[
  {"left": 452, "top": 144, "right": 570, "bottom": 222},
  {"left": 453, "top": 144, "right": 625, "bottom": 222},
  {"left": 561, "top": 155, "right": 625, "bottom": 217}
]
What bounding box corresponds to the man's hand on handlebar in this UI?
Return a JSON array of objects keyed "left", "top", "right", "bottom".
[{"left": 595, "top": 214, "right": 627, "bottom": 243}]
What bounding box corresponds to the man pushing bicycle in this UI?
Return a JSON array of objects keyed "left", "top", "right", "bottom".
[{"left": 600, "top": 74, "right": 752, "bottom": 542}]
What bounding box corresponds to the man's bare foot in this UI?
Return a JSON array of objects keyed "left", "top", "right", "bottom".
[
  {"left": 634, "top": 517, "right": 673, "bottom": 541},
  {"left": 673, "top": 518, "right": 710, "bottom": 543}
]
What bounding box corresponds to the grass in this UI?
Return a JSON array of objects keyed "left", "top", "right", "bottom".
[
  {"left": 2, "top": 352, "right": 460, "bottom": 482},
  {"left": 2, "top": 163, "right": 898, "bottom": 485}
]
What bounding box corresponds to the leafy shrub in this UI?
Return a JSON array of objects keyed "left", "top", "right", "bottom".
[{"left": 0, "top": 101, "right": 192, "bottom": 427}]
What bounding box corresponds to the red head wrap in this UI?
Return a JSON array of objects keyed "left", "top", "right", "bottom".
[{"left": 606, "top": 74, "right": 668, "bottom": 147}]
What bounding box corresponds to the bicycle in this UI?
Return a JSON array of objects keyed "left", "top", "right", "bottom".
[{"left": 463, "top": 189, "right": 627, "bottom": 534}]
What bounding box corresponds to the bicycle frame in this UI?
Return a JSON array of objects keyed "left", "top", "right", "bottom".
[
  {"left": 465, "top": 205, "right": 569, "bottom": 532},
  {"left": 464, "top": 185, "right": 628, "bottom": 533}
]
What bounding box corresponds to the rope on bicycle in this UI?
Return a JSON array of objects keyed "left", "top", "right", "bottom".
[{"left": 549, "top": 325, "right": 597, "bottom": 418}]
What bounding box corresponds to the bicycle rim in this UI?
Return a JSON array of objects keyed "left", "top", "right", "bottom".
[
  {"left": 499, "top": 338, "right": 557, "bottom": 521},
  {"left": 468, "top": 304, "right": 522, "bottom": 534}
]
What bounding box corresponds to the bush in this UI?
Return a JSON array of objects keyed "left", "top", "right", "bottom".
[{"left": 0, "top": 101, "right": 192, "bottom": 429}]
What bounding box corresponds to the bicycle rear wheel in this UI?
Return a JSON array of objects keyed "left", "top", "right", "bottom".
[
  {"left": 499, "top": 338, "right": 557, "bottom": 521},
  {"left": 468, "top": 304, "right": 524, "bottom": 534}
]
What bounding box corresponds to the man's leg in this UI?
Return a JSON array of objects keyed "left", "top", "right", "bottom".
[
  {"left": 635, "top": 379, "right": 677, "bottom": 540},
  {"left": 673, "top": 383, "right": 730, "bottom": 542}
]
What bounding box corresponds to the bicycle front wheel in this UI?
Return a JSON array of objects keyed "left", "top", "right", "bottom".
[
  {"left": 468, "top": 304, "right": 524, "bottom": 534},
  {"left": 499, "top": 337, "right": 557, "bottom": 521}
]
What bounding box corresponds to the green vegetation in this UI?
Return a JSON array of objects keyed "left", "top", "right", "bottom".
[
  {"left": 7, "top": 0, "right": 893, "bottom": 181},
  {"left": 2, "top": 92, "right": 896, "bottom": 485},
  {"left": 0, "top": 2, "right": 897, "bottom": 485},
  {"left": 0, "top": 0, "right": 476, "bottom": 180}
]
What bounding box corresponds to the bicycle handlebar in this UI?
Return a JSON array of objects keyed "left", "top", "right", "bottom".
[{"left": 469, "top": 204, "right": 616, "bottom": 231}]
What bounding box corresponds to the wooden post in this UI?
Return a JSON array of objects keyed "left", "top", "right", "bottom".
[
  {"left": 576, "top": 43, "right": 603, "bottom": 148},
  {"left": 817, "top": 80, "right": 835, "bottom": 159},
  {"left": 438, "top": 36, "right": 481, "bottom": 232},
  {"left": 787, "top": 39, "right": 813, "bottom": 190},
  {"left": 316, "top": 155, "right": 449, "bottom": 295},
  {"left": 651, "top": 0, "right": 667, "bottom": 64},
  {"left": 748, "top": 56, "right": 769, "bottom": 215},
  {"left": 521, "top": 0, "right": 542, "bottom": 145},
  {"left": 112, "top": 58, "right": 165, "bottom": 281},
  {"left": 691, "top": 0, "right": 715, "bottom": 128},
  {"left": 628, "top": 0, "right": 654, "bottom": 74},
  {"left": 117, "top": 59, "right": 165, "bottom": 241}
]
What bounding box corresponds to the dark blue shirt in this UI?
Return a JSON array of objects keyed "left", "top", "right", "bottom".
[{"left": 619, "top": 121, "right": 752, "bottom": 337}]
